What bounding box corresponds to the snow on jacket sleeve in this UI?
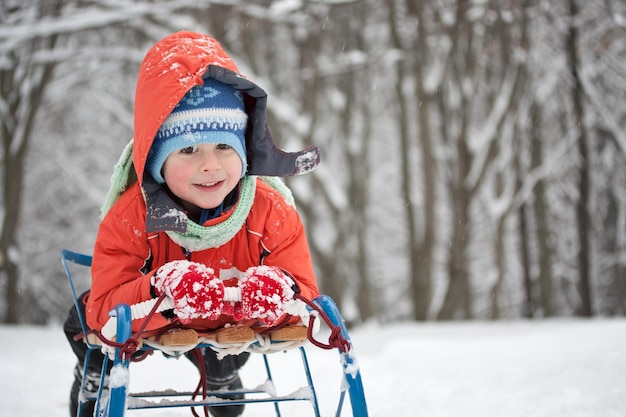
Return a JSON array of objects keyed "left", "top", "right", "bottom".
[{"left": 86, "top": 183, "right": 169, "bottom": 331}]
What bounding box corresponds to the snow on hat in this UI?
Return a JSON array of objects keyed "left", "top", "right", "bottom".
[{"left": 146, "top": 78, "right": 248, "bottom": 184}]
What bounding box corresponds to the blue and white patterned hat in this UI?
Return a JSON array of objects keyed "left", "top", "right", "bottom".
[{"left": 146, "top": 78, "right": 248, "bottom": 183}]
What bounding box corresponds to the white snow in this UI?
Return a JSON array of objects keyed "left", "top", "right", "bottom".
[{"left": 1, "top": 319, "right": 625, "bottom": 416}]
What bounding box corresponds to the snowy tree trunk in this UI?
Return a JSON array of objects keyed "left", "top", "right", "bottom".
[
  {"left": 412, "top": 0, "right": 437, "bottom": 321},
  {"left": 519, "top": 199, "right": 534, "bottom": 318},
  {"left": 438, "top": 139, "right": 473, "bottom": 320},
  {"left": 1, "top": 2, "right": 61, "bottom": 323},
  {"left": 566, "top": 0, "right": 593, "bottom": 317},
  {"left": 385, "top": 0, "right": 416, "bottom": 320},
  {"left": 387, "top": 0, "right": 437, "bottom": 321},
  {"left": 531, "top": 106, "right": 554, "bottom": 317}
]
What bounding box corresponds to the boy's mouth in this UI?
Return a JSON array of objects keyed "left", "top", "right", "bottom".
[
  {"left": 199, "top": 181, "right": 219, "bottom": 187},
  {"left": 194, "top": 180, "right": 224, "bottom": 190}
]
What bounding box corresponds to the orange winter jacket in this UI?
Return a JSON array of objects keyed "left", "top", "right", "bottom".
[{"left": 86, "top": 31, "right": 320, "bottom": 332}]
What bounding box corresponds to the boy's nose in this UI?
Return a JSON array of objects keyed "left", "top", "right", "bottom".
[{"left": 200, "top": 149, "right": 220, "bottom": 170}]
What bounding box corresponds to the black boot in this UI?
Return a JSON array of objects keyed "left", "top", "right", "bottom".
[
  {"left": 65, "top": 293, "right": 106, "bottom": 417},
  {"left": 206, "top": 373, "right": 246, "bottom": 417},
  {"left": 69, "top": 364, "right": 107, "bottom": 417},
  {"left": 187, "top": 348, "right": 250, "bottom": 417}
]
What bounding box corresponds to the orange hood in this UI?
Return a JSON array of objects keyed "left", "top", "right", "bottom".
[
  {"left": 132, "top": 31, "right": 319, "bottom": 185},
  {"left": 133, "top": 31, "right": 240, "bottom": 182}
]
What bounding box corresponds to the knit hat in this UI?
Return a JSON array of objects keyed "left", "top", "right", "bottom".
[{"left": 146, "top": 78, "right": 248, "bottom": 183}]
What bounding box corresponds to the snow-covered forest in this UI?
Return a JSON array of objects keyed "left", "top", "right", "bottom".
[{"left": 1, "top": 0, "right": 625, "bottom": 325}]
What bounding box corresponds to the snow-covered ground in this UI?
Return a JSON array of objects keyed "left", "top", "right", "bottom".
[{"left": 1, "top": 319, "right": 624, "bottom": 417}]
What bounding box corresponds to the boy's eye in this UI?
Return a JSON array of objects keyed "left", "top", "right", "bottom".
[
  {"left": 180, "top": 146, "right": 198, "bottom": 154},
  {"left": 216, "top": 143, "right": 232, "bottom": 150}
]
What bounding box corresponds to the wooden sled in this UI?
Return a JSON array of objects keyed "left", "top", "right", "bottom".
[{"left": 62, "top": 249, "right": 368, "bottom": 417}]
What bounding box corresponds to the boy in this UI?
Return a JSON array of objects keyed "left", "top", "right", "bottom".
[{"left": 63, "top": 31, "right": 320, "bottom": 417}]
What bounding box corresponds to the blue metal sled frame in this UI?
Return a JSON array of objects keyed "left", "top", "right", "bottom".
[{"left": 61, "top": 249, "right": 369, "bottom": 417}]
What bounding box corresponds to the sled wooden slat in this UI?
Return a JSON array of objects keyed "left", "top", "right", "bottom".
[{"left": 268, "top": 325, "right": 308, "bottom": 341}]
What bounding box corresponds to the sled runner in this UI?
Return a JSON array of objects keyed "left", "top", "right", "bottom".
[{"left": 61, "top": 249, "right": 368, "bottom": 417}]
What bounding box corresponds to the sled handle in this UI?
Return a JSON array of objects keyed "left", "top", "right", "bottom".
[{"left": 313, "top": 295, "right": 369, "bottom": 417}]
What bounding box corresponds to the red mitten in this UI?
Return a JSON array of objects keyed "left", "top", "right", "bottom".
[
  {"left": 235, "top": 265, "right": 296, "bottom": 326},
  {"left": 152, "top": 260, "right": 225, "bottom": 324}
]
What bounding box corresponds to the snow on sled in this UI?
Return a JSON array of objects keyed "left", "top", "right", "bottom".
[{"left": 61, "top": 249, "right": 369, "bottom": 417}]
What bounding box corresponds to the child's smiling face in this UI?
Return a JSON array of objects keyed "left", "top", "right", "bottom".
[{"left": 162, "top": 143, "right": 243, "bottom": 217}]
